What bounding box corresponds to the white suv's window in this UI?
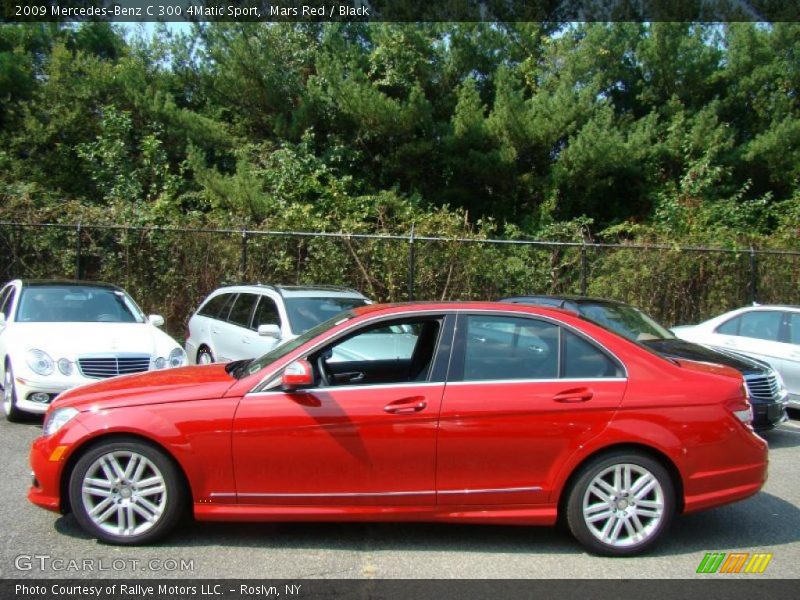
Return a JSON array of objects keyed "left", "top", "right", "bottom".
[
  {"left": 284, "top": 296, "right": 369, "bottom": 334},
  {"left": 227, "top": 294, "right": 259, "bottom": 329},
  {"left": 253, "top": 296, "right": 281, "bottom": 329},
  {"left": 198, "top": 293, "right": 232, "bottom": 318}
]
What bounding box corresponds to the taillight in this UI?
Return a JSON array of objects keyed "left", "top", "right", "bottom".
[{"left": 727, "top": 383, "right": 753, "bottom": 425}]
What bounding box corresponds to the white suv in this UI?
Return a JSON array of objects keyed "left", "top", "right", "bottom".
[{"left": 185, "top": 285, "right": 371, "bottom": 364}]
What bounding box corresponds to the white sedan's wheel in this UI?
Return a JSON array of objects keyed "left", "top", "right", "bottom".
[
  {"left": 3, "top": 363, "right": 24, "bottom": 422},
  {"left": 69, "top": 440, "right": 184, "bottom": 544},
  {"left": 566, "top": 452, "right": 675, "bottom": 556},
  {"left": 197, "top": 347, "right": 214, "bottom": 365}
]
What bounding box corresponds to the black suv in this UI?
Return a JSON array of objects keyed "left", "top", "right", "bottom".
[{"left": 500, "top": 295, "right": 788, "bottom": 431}]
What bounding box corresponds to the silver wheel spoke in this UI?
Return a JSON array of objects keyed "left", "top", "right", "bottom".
[
  {"left": 633, "top": 478, "right": 658, "bottom": 500},
  {"left": 107, "top": 455, "right": 127, "bottom": 480},
  {"left": 633, "top": 506, "right": 661, "bottom": 519},
  {"left": 137, "top": 483, "right": 166, "bottom": 497},
  {"left": 606, "top": 515, "right": 626, "bottom": 543},
  {"left": 622, "top": 465, "right": 632, "bottom": 492},
  {"left": 612, "top": 466, "right": 622, "bottom": 494},
  {"left": 586, "top": 508, "right": 615, "bottom": 524},
  {"left": 133, "top": 497, "right": 161, "bottom": 521},
  {"left": 88, "top": 497, "right": 114, "bottom": 518},
  {"left": 124, "top": 455, "right": 139, "bottom": 479},
  {"left": 629, "top": 513, "right": 646, "bottom": 537},
  {"left": 83, "top": 484, "right": 113, "bottom": 497},
  {"left": 587, "top": 483, "right": 612, "bottom": 503},
  {"left": 93, "top": 500, "right": 118, "bottom": 522}
]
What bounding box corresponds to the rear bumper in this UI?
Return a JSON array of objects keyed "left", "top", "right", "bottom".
[{"left": 683, "top": 428, "right": 768, "bottom": 514}]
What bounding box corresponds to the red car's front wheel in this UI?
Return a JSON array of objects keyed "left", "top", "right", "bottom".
[{"left": 69, "top": 439, "right": 185, "bottom": 545}]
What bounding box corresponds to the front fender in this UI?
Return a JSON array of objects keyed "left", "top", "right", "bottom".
[{"left": 71, "top": 398, "right": 239, "bottom": 504}]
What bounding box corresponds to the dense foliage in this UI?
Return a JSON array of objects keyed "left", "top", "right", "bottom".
[{"left": 0, "top": 22, "right": 798, "bottom": 330}]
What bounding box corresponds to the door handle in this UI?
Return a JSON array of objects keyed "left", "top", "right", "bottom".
[
  {"left": 211, "top": 328, "right": 220, "bottom": 335},
  {"left": 242, "top": 337, "right": 250, "bottom": 344},
  {"left": 332, "top": 371, "right": 365, "bottom": 384},
  {"left": 384, "top": 396, "right": 427, "bottom": 414},
  {"left": 553, "top": 387, "right": 593, "bottom": 403}
]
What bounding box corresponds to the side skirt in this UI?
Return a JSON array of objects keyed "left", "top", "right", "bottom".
[{"left": 194, "top": 503, "right": 558, "bottom": 526}]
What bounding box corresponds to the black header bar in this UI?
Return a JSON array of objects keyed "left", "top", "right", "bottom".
[{"left": 2, "top": 1, "right": 799, "bottom": 23}]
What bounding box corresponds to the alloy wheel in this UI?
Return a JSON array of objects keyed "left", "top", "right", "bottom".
[
  {"left": 2, "top": 368, "right": 12, "bottom": 415},
  {"left": 581, "top": 463, "right": 665, "bottom": 548},
  {"left": 80, "top": 450, "right": 168, "bottom": 537}
]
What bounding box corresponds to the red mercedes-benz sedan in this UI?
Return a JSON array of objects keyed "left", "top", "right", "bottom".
[{"left": 28, "top": 302, "right": 767, "bottom": 555}]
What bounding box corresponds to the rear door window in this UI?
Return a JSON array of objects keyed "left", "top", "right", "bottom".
[
  {"left": 734, "top": 311, "right": 782, "bottom": 342},
  {"left": 199, "top": 294, "right": 232, "bottom": 318},
  {"left": 227, "top": 294, "right": 259, "bottom": 329}
]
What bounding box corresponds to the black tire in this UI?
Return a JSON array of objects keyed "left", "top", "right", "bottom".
[
  {"left": 3, "top": 362, "right": 25, "bottom": 423},
  {"left": 68, "top": 438, "right": 185, "bottom": 545},
  {"left": 565, "top": 451, "right": 675, "bottom": 556},
  {"left": 197, "top": 346, "right": 214, "bottom": 365}
]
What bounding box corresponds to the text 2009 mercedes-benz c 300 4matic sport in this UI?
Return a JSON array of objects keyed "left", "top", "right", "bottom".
[{"left": 28, "top": 302, "right": 768, "bottom": 556}]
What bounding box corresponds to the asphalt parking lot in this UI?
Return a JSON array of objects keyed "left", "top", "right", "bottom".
[{"left": 1, "top": 415, "right": 798, "bottom": 580}]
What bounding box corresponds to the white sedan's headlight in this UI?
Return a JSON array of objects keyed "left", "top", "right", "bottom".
[
  {"left": 27, "top": 349, "right": 55, "bottom": 376},
  {"left": 43, "top": 407, "right": 79, "bottom": 436},
  {"left": 57, "top": 358, "right": 74, "bottom": 376},
  {"left": 773, "top": 369, "right": 788, "bottom": 398},
  {"left": 168, "top": 347, "right": 186, "bottom": 369}
]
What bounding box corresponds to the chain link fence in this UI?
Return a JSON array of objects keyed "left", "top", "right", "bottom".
[{"left": 1, "top": 221, "right": 798, "bottom": 339}]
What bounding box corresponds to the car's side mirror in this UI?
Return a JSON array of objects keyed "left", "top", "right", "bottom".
[
  {"left": 281, "top": 359, "right": 314, "bottom": 391},
  {"left": 148, "top": 314, "right": 165, "bottom": 327},
  {"left": 258, "top": 324, "right": 281, "bottom": 339}
]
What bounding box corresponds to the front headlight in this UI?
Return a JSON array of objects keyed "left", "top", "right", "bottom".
[
  {"left": 57, "top": 358, "right": 74, "bottom": 376},
  {"left": 27, "top": 349, "right": 54, "bottom": 376},
  {"left": 773, "top": 369, "right": 788, "bottom": 398},
  {"left": 168, "top": 347, "right": 186, "bottom": 369},
  {"left": 43, "top": 407, "right": 79, "bottom": 436}
]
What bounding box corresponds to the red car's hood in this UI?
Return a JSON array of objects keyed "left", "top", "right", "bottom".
[{"left": 52, "top": 364, "right": 237, "bottom": 411}]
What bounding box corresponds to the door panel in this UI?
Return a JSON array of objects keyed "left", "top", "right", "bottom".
[
  {"left": 231, "top": 383, "right": 444, "bottom": 505},
  {"left": 437, "top": 379, "right": 626, "bottom": 505},
  {"left": 436, "top": 313, "right": 626, "bottom": 506}
]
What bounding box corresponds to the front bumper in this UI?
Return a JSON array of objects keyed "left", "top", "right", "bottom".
[
  {"left": 752, "top": 400, "right": 788, "bottom": 431},
  {"left": 28, "top": 418, "right": 92, "bottom": 513},
  {"left": 12, "top": 377, "right": 79, "bottom": 414}
]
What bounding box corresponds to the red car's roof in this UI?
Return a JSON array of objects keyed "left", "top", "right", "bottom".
[{"left": 351, "top": 301, "right": 577, "bottom": 318}]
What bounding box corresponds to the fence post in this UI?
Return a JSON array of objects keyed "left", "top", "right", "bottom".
[
  {"left": 580, "top": 242, "right": 588, "bottom": 296},
  {"left": 240, "top": 228, "right": 249, "bottom": 280},
  {"left": 407, "top": 223, "right": 415, "bottom": 301},
  {"left": 749, "top": 246, "right": 757, "bottom": 304},
  {"left": 75, "top": 221, "right": 82, "bottom": 280}
]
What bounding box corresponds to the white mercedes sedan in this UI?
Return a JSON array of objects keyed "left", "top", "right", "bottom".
[
  {"left": 0, "top": 279, "right": 186, "bottom": 421},
  {"left": 672, "top": 304, "right": 799, "bottom": 410}
]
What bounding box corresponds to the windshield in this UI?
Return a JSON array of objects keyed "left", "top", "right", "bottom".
[
  {"left": 578, "top": 303, "right": 675, "bottom": 342},
  {"left": 16, "top": 286, "right": 145, "bottom": 323},
  {"left": 243, "top": 310, "right": 358, "bottom": 377},
  {"left": 284, "top": 296, "right": 368, "bottom": 334}
]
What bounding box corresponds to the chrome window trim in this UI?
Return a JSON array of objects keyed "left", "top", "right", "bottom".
[
  {"left": 250, "top": 306, "right": 630, "bottom": 393},
  {"left": 250, "top": 309, "right": 453, "bottom": 393},
  {"left": 453, "top": 308, "right": 629, "bottom": 380},
  {"left": 247, "top": 381, "right": 444, "bottom": 397},
  {"left": 444, "top": 377, "right": 627, "bottom": 386}
]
